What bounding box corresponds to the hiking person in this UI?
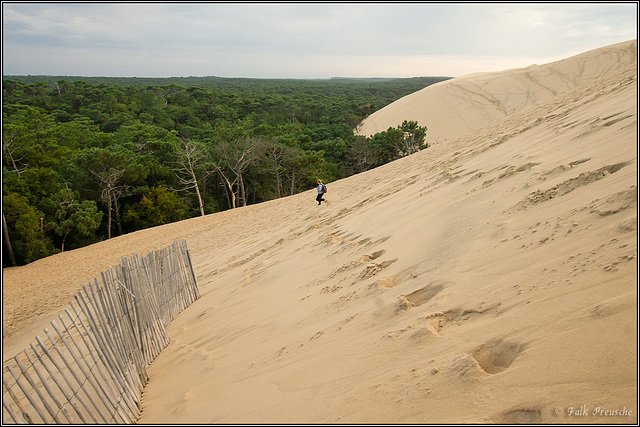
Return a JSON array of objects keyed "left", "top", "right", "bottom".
[{"left": 316, "top": 179, "right": 327, "bottom": 205}]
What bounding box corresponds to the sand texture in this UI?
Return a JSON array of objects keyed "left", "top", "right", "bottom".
[{"left": 2, "top": 40, "right": 637, "bottom": 424}]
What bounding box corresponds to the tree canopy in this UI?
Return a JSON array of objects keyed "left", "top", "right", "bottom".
[{"left": 3, "top": 75, "right": 441, "bottom": 266}]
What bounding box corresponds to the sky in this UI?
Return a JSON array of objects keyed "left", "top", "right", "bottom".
[{"left": 2, "top": 2, "right": 638, "bottom": 79}]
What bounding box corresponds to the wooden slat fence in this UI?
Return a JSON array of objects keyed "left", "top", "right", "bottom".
[{"left": 2, "top": 239, "right": 200, "bottom": 424}]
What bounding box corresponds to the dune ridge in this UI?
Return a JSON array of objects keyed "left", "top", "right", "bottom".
[
  {"left": 2, "top": 40, "right": 637, "bottom": 423},
  {"left": 356, "top": 40, "right": 637, "bottom": 146}
]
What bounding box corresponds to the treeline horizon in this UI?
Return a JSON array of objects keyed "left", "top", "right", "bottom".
[
  {"left": 3, "top": 75, "right": 447, "bottom": 267},
  {"left": 5, "top": 74, "right": 448, "bottom": 86}
]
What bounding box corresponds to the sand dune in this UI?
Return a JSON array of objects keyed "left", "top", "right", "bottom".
[
  {"left": 2, "top": 40, "right": 637, "bottom": 423},
  {"left": 356, "top": 40, "right": 638, "bottom": 146}
]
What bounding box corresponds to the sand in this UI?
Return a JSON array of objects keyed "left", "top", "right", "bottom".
[{"left": 2, "top": 39, "right": 637, "bottom": 424}]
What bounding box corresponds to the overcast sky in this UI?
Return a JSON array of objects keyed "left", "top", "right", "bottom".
[{"left": 2, "top": 2, "right": 637, "bottom": 79}]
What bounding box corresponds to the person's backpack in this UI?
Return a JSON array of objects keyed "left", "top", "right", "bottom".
[{"left": 322, "top": 184, "right": 327, "bottom": 193}]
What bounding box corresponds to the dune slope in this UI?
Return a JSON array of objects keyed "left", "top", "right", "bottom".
[
  {"left": 356, "top": 40, "right": 638, "bottom": 146},
  {"left": 2, "top": 40, "right": 637, "bottom": 424}
]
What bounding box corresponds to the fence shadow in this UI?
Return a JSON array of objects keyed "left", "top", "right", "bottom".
[{"left": 2, "top": 239, "right": 200, "bottom": 424}]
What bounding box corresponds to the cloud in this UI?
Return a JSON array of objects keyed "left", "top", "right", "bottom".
[{"left": 2, "top": 3, "right": 637, "bottom": 78}]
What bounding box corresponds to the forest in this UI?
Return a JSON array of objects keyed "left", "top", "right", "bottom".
[{"left": 2, "top": 75, "right": 448, "bottom": 267}]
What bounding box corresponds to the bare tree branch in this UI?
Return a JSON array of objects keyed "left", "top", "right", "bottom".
[
  {"left": 171, "top": 139, "right": 210, "bottom": 216},
  {"left": 2, "top": 132, "right": 28, "bottom": 177},
  {"left": 91, "top": 168, "right": 125, "bottom": 239}
]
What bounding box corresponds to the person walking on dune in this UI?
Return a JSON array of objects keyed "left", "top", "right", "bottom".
[{"left": 316, "top": 179, "right": 327, "bottom": 206}]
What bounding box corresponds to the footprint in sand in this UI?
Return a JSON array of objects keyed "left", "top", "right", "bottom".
[
  {"left": 424, "top": 311, "right": 451, "bottom": 336},
  {"left": 404, "top": 283, "right": 445, "bottom": 306},
  {"left": 375, "top": 263, "right": 421, "bottom": 289},
  {"left": 373, "top": 282, "right": 447, "bottom": 319},
  {"left": 494, "top": 407, "right": 542, "bottom": 423},
  {"left": 360, "top": 258, "right": 398, "bottom": 279},
  {"left": 471, "top": 338, "right": 526, "bottom": 374},
  {"left": 418, "top": 302, "right": 503, "bottom": 337},
  {"left": 394, "top": 283, "right": 445, "bottom": 313},
  {"left": 328, "top": 250, "right": 386, "bottom": 279}
]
